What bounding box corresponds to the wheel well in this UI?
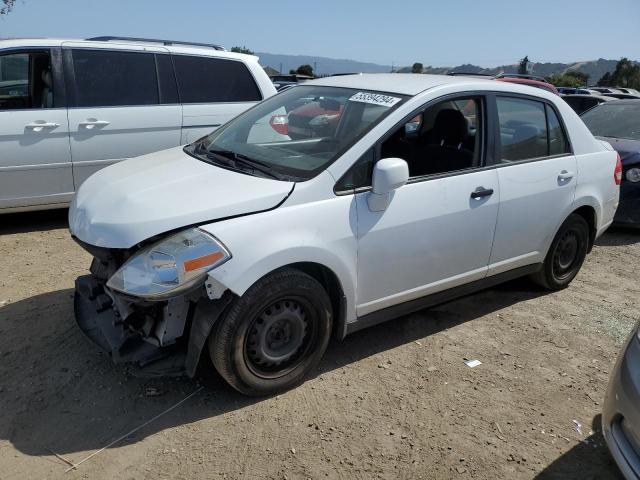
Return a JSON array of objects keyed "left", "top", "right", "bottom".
[
  {"left": 572, "top": 205, "right": 597, "bottom": 252},
  {"left": 286, "top": 262, "right": 346, "bottom": 340}
]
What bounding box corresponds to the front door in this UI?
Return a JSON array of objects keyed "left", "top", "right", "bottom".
[
  {"left": 355, "top": 95, "right": 500, "bottom": 317},
  {"left": 0, "top": 49, "right": 73, "bottom": 210}
]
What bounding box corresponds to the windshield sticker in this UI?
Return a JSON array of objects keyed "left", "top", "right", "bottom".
[{"left": 348, "top": 92, "right": 401, "bottom": 107}]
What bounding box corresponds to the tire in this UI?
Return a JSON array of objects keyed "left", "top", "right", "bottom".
[
  {"left": 530, "top": 214, "right": 590, "bottom": 290},
  {"left": 208, "top": 268, "right": 332, "bottom": 396}
]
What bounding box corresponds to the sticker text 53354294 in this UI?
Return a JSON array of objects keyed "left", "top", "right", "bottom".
[{"left": 349, "top": 92, "right": 402, "bottom": 108}]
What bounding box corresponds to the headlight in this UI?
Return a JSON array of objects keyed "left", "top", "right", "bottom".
[
  {"left": 626, "top": 167, "right": 640, "bottom": 183},
  {"left": 107, "top": 228, "right": 230, "bottom": 299}
]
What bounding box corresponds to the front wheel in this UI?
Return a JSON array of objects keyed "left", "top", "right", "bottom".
[
  {"left": 530, "top": 213, "right": 590, "bottom": 290},
  {"left": 208, "top": 268, "right": 332, "bottom": 396}
]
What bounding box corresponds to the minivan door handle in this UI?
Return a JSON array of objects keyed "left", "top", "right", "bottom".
[
  {"left": 79, "top": 119, "right": 110, "bottom": 130},
  {"left": 25, "top": 122, "right": 60, "bottom": 132},
  {"left": 470, "top": 187, "right": 494, "bottom": 200},
  {"left": 558, "top": 170, "right": 575, "bottom": 182}
]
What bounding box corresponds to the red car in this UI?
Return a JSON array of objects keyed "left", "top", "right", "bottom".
[{"left": 494, "top": 75, "right": 560, "bottom": 95}]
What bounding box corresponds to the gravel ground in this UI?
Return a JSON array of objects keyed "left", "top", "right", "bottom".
[{"left": 0, "top": 209, "right": 638, "bottom": 479}]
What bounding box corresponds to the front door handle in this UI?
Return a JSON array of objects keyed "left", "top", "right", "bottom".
[
  {"left": 25, "top": 122, "right": 60, "bottom": 132},
  {"left": 79, "top": 119, "right": 110, "bottom": 130},
  {"left": 558, "top": 170, "right": 575, "bottom": 182},
  {"left": 470, "top": 187, "right": 494, "bottom": 200}
]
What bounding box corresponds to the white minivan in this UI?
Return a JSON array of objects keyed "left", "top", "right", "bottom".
[
  {"left": 0, "top": 36, "right": 276, "bottom": 213},
  {"left": 70, "top": 74, "right": 620, "bottom": 396}
]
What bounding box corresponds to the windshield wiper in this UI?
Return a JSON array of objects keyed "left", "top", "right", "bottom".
[{"left": 208, "top": 149, "right": 282, "bottom": 180}]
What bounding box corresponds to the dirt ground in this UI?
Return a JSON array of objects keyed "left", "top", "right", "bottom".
[{"left": 0, "top": 209, "right": 638, "bottom": 480}]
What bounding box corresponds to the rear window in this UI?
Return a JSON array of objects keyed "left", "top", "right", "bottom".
[
  {"left": 581, "top": 102, "right": 640, "bottom": 141},
  {"left": 71, "top": 49, "right": 159, "bottom": 107},
  {"left": 172, "top": 55, "right": 262, "bottom": 103},
  {"left": 497, "top": 97, "right": 570, "bottom": 161}
]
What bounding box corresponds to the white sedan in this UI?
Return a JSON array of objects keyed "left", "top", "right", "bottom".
[{"left": 70, "top": 74, "right": 620, "bottom": 396}]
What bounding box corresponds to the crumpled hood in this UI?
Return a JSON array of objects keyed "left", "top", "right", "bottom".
[{"left": 69, "top": 146, "right": 293, "bottom": 248}]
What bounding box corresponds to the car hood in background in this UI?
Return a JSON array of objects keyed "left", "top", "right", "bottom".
[
  {"left": 597, "top": 136, "right": 640, "bottom": 166},
  {"left": 69, "top": 147, "right": 294, "bottom": 249}
]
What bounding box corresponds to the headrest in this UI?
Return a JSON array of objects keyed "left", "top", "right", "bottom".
[
  {"left": 42, "top": 69, "right": 52, "bottom": 88},
  {"left": 433, "top": 109, "right": 468, "bottom": 146}
]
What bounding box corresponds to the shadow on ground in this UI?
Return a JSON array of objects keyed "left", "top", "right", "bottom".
[
  {"left": 0, "top": 278, "right": 546, "bottom": 459},
  {"left": 536, "top": 415, "right": 622, "bottom": 480},
  {"left": 596, "top": 227, "right": 640, "bottom": 247},
  {"left": 0, "top": 208, "right": 68, "bottom": 235}
]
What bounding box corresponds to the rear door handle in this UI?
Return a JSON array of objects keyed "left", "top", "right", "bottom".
[
  {"left": 79, "top": 119, "right": 110, "bottom": 130},
  {"left": 25, "top": 122, "right": 60, "bottom": 132},
  {"left": 558, "top": 170, "right": 575, "bottom": 181},
  {"left": 470, "top": 187, "right": 494, "bottom": 200}
]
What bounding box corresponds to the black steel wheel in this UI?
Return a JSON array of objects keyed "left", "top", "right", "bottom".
[
  {"left": 531, "top": 213, "right": 589, "bottom": 290},
  {"left": 209, "top": 268, "right": 332, "bottom": 396}
]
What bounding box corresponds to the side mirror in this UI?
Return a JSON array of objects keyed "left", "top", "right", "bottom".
[{"left": 368, "top": 158, "right": 409, "bottom": 211}]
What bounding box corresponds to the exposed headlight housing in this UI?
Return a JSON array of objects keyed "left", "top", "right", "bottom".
[
  {"left": 626, "top": 167, "right": 640, "bottom": 183},
  {"left": 107, "top": 228, "right": 230, "bottom": 300}
]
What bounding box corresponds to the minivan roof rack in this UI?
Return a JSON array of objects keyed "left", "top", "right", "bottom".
[{"left": 86, "top": 36, "right": 226, "bottom": 51}]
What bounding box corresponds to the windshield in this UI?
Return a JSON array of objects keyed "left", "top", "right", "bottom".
[
  {"left": 185, "top": 85, "right": 406, "bottom": 181},
  {"left": 581, "top": 102, "right": 640, "bottom": 141}
]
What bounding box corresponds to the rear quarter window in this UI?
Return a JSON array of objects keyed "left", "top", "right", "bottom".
[{"left": 172, "top": 55, "right": 262, "bottom": 104}]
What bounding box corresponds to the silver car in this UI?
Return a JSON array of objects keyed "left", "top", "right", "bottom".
[{"left": 604, "top": 322, "right": 640, "bottom": 479}]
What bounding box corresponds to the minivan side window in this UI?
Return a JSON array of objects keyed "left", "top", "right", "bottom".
[
  {"left": 71, "top": 49, "right": 159, "bottom": 107},
  {"left": 172, "top": 55, "right": 262, "bottom": 103},
  {"left": 0, "top": 51, "right": 54, "bottom": 110}
]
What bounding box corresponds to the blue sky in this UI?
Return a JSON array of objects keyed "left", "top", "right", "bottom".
[{"left": 1, "top": 0, "right": 639, "bottom": 67}]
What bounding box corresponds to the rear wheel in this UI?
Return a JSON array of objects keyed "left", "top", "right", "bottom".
[
  {"left": 209, "top": 268, "right": 332, "bottom": 396},
  {"left": 531, "top": 214, "right": 589, "bottom": 290}
]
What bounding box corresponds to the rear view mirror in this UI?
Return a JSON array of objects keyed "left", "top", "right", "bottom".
[
  {"left": 319, "top": 97, "right": 341, "bottom": 111},
  {"left": 368, "top": 158, "right": 409, "bottom": 211}
]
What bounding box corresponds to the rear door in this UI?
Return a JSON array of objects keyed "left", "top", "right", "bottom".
[
  {"left": 172, "top": 54, "right": 263, "bottom": 143},
  {"left": 62, "top": 43, "right": 182, "bottom": 187},
  {"left": 488, "top": 95, "right": 576, "bottom": 274},
  {"left": 0, "top": 48, "right": 74, "bottom": 210}
]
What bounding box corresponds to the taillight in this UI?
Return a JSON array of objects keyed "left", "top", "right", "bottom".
[
  {"left": 614, "top": 153, "right": 622, "bottom": 185},
  {"left": 269, "top": 114, "right": 288, "bottom": 135}
]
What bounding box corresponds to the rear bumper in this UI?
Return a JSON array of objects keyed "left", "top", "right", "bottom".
[
  {"left": 614, "top": 182, "right": 640, "bottom": 226},
  {"left": 603, "top": 325, "right": 640, "bottom": 479}
]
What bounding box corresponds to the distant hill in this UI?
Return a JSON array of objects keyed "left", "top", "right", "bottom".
[
  {"left": 256, "top": 52, "right": 391, "bottom": 75},
  {"left": 257, "top": 52, "right": 636, "bottom": 84}
]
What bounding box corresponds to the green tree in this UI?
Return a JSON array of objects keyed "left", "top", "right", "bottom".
[
  {"left": 598, "top": 72, "right": 612, "bottom": 87},
  {"left": 518, "top": 56, "right": 530, "bottom": 75},
  {"left": 603, "top": 58, "right": 640, "bottom": 89},
  {"left": 1, "top": 0, "right": 16, "bottom": 15},
  {"left": 230, "top": 46, "right": 254, "bottom": 55},
  {"left": 292, "top": 64, "right": 314, "bottom": 77},
  {"left": 411, "top": 62, "right": 424, "bottom": 74},
  {"left": 546, "top": 71, "right": 590, "bottom": 88}
]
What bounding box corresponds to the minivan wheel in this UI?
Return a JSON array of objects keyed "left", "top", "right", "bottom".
[
  {"left": 208, "top": 268, "right": 332, "bottom": 396},
  {"left": 531, "top": 214, "right": 589, "bottom": 290}
]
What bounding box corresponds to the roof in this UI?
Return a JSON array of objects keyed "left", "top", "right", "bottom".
[
  {"left": 308, "top": 73, "right": 496, "bottom": 96},
  {"left": 604, "top": 98, "right": 640, "bottom": 105},
  {"left": 561, "top": 94, "right": 612, "bottom": 100},
  {"left": 0, "top": 37, "right": 257, "bottom": 62}
]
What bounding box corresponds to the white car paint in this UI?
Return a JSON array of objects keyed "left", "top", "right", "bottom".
[
  {"left": 70, "top": 73, "right": 620, "bottom": 332},
  {"left": 70, "top": 147, "right": 293, "bottom": 248},
  {"left": 0, "top": 37, "right": 276, "bottom": 213}
]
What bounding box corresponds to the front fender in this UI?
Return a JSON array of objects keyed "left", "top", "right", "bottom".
[{"left": 199, "top": 195, "right": 359, "bottom": 329}]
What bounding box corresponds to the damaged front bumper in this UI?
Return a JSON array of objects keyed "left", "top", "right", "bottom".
[{"left": 74, "top": 255, "right": 233, "bottom": 377}]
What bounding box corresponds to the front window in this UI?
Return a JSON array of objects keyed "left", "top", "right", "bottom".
[
  {"left": 581, "top": 103, "right": 640, "bottom": 141},
  {"left": 186, "top": 86, "right": 406, "bottom": 181}
]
